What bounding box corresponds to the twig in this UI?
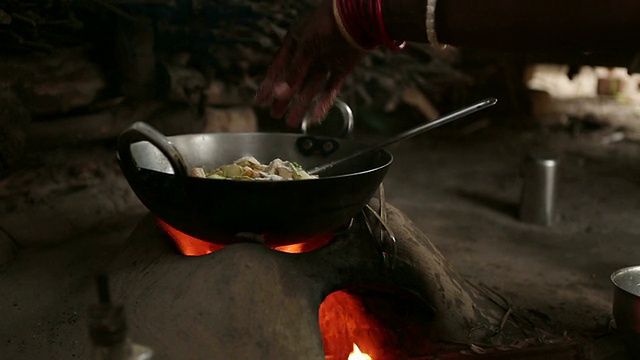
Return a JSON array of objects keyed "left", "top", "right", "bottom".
[
  {"left": 92, "top": 0, "right": 143, "bottom": 23},
  {"left": 8, "top": 31, "right": 53, "bottom": 52},
  {"left": 499, "top": 307, "right": 513, "bottom": 332},
  {"left": 10, "top": 13, "right": 36, "bottom": 28},
  {"left": 0, "top": 9, "right": 11, "bottom": 25},
  {"left": 465, "top": 281, "right": 516, "bottom": 337}
]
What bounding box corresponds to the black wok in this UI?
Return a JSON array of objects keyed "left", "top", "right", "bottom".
[{"left": 117, "top": 101, "right": 392, "bottom": 245}]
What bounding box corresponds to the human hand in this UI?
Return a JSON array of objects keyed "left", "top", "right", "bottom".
[{"left": 255, "top": 0, "right": 368, "bottom": 127}]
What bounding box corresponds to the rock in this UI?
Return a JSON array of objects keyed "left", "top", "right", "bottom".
[
  {"left": 0, "top": 177, "right": 144, "bottom": 247},
  {"left": 204, "top": 80, "right": 252, "bottom": 106},
  {"left": 203, "top": 106, "right": 258, "bottom": 133},
  {"left": 2, "top": 48, "right": 106, "bottom": 116}
]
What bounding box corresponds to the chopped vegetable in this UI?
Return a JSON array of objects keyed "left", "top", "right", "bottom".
[{"left": 190, "top": 156, "right": 318, "bottom": 181}]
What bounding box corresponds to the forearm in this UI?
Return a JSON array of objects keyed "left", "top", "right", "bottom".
[{"left": 383, "top": 0, "right": 640, "bottom": 51}]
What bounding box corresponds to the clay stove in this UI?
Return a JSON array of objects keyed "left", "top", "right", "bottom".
[{"left": 100, "top": 191, "right": 582, "bottom": 360}]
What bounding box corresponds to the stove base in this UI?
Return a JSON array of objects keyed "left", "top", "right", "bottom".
[{"left": 97, "top": 203, "right": 588, "bottom": 359}]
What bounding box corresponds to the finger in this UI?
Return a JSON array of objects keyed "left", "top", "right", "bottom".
[
  {"left": 256, "top": 33, "right": 296, "bottom": 105},
  {"left": 308, "top": 71, "right": 347, "bottom": 124},
  {"left": 273, "top": 82, "right": 292, "bottom": 100},
  {"left": 270, "top": 46, "right": 316, "bottom": 119},
  {"left": 267, "top": 82, "right": 293, "bottom": 119},
  {"left": 270, "top": 96, "right": 291, "bottom": 119},
  {"left": 282, "top": 42, "right": 316, "bottom": 97},
  {"left": 286, "top": 69, "right": 329, "bottom": 127}
]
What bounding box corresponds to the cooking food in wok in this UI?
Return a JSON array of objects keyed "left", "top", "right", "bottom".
[
  {"left": 116, "top": 100, "right": 392, "bottom": 245},
  {"left": 190, "top": 156, "right": 319, "bottom": 180},
  {"left": 116, "top": 99, "right": 496, "bottom": 245}
]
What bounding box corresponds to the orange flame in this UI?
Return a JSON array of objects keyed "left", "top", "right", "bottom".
[
  {"left": 348, "top": 344, "right": 372, "bottom": 360},
  {"left": 157, "top": 219, "right": 224, "bottom": 256},
  {"left": 156, "top": 218, "right": 334, "bottom": 255}
]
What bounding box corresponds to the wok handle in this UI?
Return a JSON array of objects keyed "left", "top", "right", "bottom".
[
  {"left": 116, "top": 121, "right": 189, "bottom": 179},
  {"left": 300, "top": 99, "right": 354, "bottom": 139}
]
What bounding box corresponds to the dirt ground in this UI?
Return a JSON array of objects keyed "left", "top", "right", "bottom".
[{"left": 0, "top": 101, "right": 639, "bottom": 359}]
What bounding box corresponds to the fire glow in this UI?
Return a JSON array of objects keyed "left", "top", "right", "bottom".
[
  {"left": 320, "top": 290, "right": 397, "bottom": 360},
  {"left": 156, "top": 218, "right": 333, "bottom": 255},
  {"left": 319, "top": 288, "right": 434, "bottom": 360}
]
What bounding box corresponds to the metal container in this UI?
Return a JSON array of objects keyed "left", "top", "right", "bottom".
[
  {"left": 611, "top": 266, "right": 640, "bottom": 359},
  {"left": 519, "top": 155, "right": 559, "bottom": 226}
]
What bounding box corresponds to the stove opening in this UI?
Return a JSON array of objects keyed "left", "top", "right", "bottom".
[
  {"left": 156, "top": 218, "right": 334, "bottom": 255},
  {"left": 320, "top": 286, "right": 435, "bottom": 360}
]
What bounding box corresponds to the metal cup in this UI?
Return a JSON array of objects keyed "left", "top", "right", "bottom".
[
  {"left": 519, "top": 154, "right": 559, "bottom": 226},
  {"left": 611, "top": 266, "right": 640, "bottom": 359}
]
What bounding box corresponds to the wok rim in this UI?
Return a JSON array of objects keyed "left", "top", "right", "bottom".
[{"left": 132, "top": 132, "right": 395, "bottom": 182}]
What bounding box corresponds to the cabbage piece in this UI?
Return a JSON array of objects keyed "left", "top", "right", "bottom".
[{"left": 193, "top": 156, "right": 318, "bottom": 180}]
